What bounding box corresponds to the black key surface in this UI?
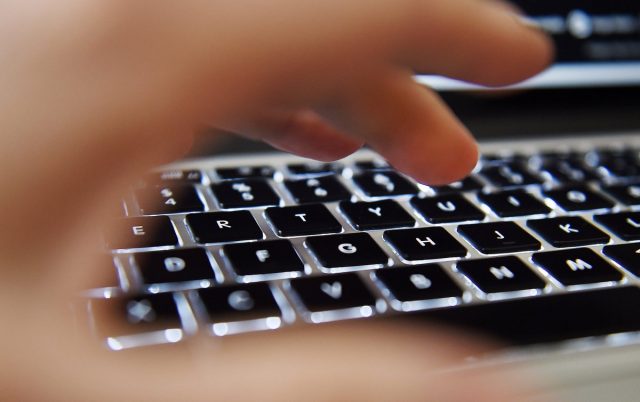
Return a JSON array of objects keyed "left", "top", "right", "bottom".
[
  {"left": 285, "top": 176, "right": 351, "bottom": 204},
  {"left": 481, "top": 163, "right": 542, "bottom": 187},
  {"left": 602, "top": 183, "right": 640, "bottom": 206},
  {"left": 105, "top": 216, "right": 178, "bottom": 249},
  {"left": 287, "top": 163, "right": 339, "bottom": 176},
  {"left": 432, "top": 176, "right": 484, "bottom": 194},
  {"left": 411, "top": 194, "right": 484, "bottom": 224},
  {"left": 340, "top": 200, "right": 415, "bottom": 230},
  {"left": 539, "top": 159, "right": 598, "bottom": 183},
  {"left": 197, "top": 283, "right": 281, "bottom": 323},
  {"left": 354, "top": 160, "right": 389, "bottom": 171},
  {"left": 266, "top": 204, "right": 342, "bottom": 236},
  {"left": 588, "top": 149, "right": 640, "bottom": 178},
  {"left": 352, "top": 171, "right": 418, "bottom": 197},
  {"left": 383, "top": 227, "right": 467, "bottom": 261},
  {"left": 306, "top": 233, "right": 388, "bottom": 269},
  {"left": 144, "top": 170, "right": 202, "bottom": 185},
  {"left": 186, "top": 211, "right": 263, "bottom": 244},
  {"left": 216, "top": 166, "right": 275, "bottom": 180},
  {"left": 223, "top": 240, "right": 304, "bottom": 277},
  {"left": 532, "top": 248, "right": 622, "bottom": 286},
  {"left": 393, "top": 286, "right": 640, "bottom": 346},
  {"left": 212, "top": 179, "right": 280, "bottom": 209},
  {"left": 456, "top": 256, "right": 545, "bottom": 293},
  {"left": 133, "top": 248, "right": 214, "bottom": 285},
  {"left": 543, "top": 185, "right": 613, "bottom": 211},
  {"left": 458, "top": 222, "right": 541, "bottom": 254},
  {"left": 375, "top": 265, "right": 463, "bottom": 303},
  {"left": 136, "top": 184, "right": 204, "bottom": 215},
  {"left": 477, "top": 190, "right": 550, "bottom": 217},
  {"left": 527, "top": 216, "right": 610, "bottom": 248},
  {"left": 290, "top": 273, "right": 376, "bottom": 312},
  {"left": 91, "top": 293, "right": 181, "bottom": 338},
  {"left": 594, "top": 212, "right": 640, "bottom": 241},
  {"left": 602, "top": 243, "right": 640, "bottom": 277}
]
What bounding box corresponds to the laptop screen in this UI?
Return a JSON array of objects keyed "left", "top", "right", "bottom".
[{"left": 420, "top": 0, "right": 640, "bottom": 90}]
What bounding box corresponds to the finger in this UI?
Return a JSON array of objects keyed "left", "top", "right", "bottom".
[
  {"left": 323, "top": 69, "right": 477, "bottom": 185},
  {"left": 221, "top": 109, "right": 364, "bottom": 161},
  {"left": 20, "top": 321, "right": 525, "bottom": 402},
  {"left": 393, "top": 0, "right": 554, "bottom": 86},
  {"left": 181, "top": 0, "right": 553, "bottom": 112}
]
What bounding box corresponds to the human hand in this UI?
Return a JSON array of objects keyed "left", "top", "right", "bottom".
[{"left": 0, "top": 0, "right": 552, "bottom": 400}]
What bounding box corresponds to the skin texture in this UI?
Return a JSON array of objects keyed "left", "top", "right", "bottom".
[{"left": 0, "top": 0, "right": 553, "bottom": 400}]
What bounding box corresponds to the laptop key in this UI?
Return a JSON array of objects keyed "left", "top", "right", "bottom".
[
  {"left": 411, "top": 194, "right": 484, "bottom": 223},
  {"left": 91, "top": 293, "right": 181, "bottom": 338},
  {"left": 285, "top": 176, "right": 351, "bottom": 204},
  {"left": 602, "top": 243, "right": 640, "bottom": 277},
  {"left": 306, "top": 233, "right": 388, "bottom": 269},
  {"left": 601, "top": 183, "right": 640, "bottom": 206},
  {"left": 133, "top": 248, "right": 214, "bottom": 285},
  {"left": 477, "top": 189, "right": 550, "bottom": 217},
  {"left": 212, "top": 179, "right": 280, "bottom": 209},
  {"left": 539, "top": 160, "right": 598, "bottom": 183},
  {"left": 458, "top": 222, "right": 541, "bottom": 254},
  {"left": 223, "top": 240, "right": 304, "bottom": 277},
  {"left": 532, "top": 248, "right": 622, "bottom": 286},
  {"left": 197, "top": 283, "right": 281, "bottom": 323},
  {"left": 432, "top": 176, "right": 484, "bottom": 194},
  {"left": 543, "top": 185, "right": 613, "bottom": 211},
  {"left": 375, "top": 264, "right": 463, "bottom": 303},
  {"left": 352, "top": 171, "right": 418, "bottom": 197},
  {"left": 216, "top": 166, "right": 275, "bottom": 180},
  {"left": 186, "top": 211, "right": 263, "bottom": 244},
  {"left": 394, "top": 286, "right": 640, "bottom": 346},
  {"left": 105, "top": 216, "right": 178, "bottom": 249},
  {"left": 354, "top": 160, "right": 389, "bottom": 171},
  {"left": 136, "top": 184, "right": 204, "bottom": 215},
  {"left": 144, "top": 170, "right": 202, "bottom": 185},
  {"left": 456, "top": 256, "right": 545, "bottom": 294},
  {"left": 383, "top": 227, "right": 467, "bottom": 261},
  {"left": 527, "top": 216, "right": 610, "bottom": 247},
  {"left": 594, "top": 212, "right": 640, "bottom": 241},
  {"left": 340, "top": 200, "right": 415, "bottom": 230},
  {"left": 289, "top": 273, "right": 376, "bottom": 313},
  {"left": 266, "top": 204, "right": 342, "bottom": 236},
  {"left": 590, "top": 150, "right": 640, "bottom": 178},
  {"left": 287, "top": 163, "right": 339, "bottom": 176},
  {"left": 481, "top": 162, "right": 542, "bottom": 187}
]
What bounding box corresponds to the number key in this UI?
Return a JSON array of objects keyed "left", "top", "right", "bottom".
[
  {"left": 136, "top": 184, "right": 204, "bottom": 215},
  {"left": 285, "top": 176, "right": 351, "bottom": 204}
]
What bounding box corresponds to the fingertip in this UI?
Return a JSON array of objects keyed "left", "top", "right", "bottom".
[
  {"left": 473, "top": 5, "right": 555, "bottom": 87},
  {"left": 381, "top": 125, "right": 478, "bottom": 186}
]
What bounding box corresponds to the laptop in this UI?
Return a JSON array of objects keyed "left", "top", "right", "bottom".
[{"left": 89, "top": 1, "right": 640, "bottom": 400}]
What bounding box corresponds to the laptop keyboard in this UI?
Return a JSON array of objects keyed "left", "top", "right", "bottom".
[{"left": 88, "top": 140, "right": 640, "bottom": 350}]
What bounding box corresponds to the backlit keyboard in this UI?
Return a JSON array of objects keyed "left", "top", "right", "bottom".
[{"left": 87, "top": 134, "right": 640, "bottom": 350}]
